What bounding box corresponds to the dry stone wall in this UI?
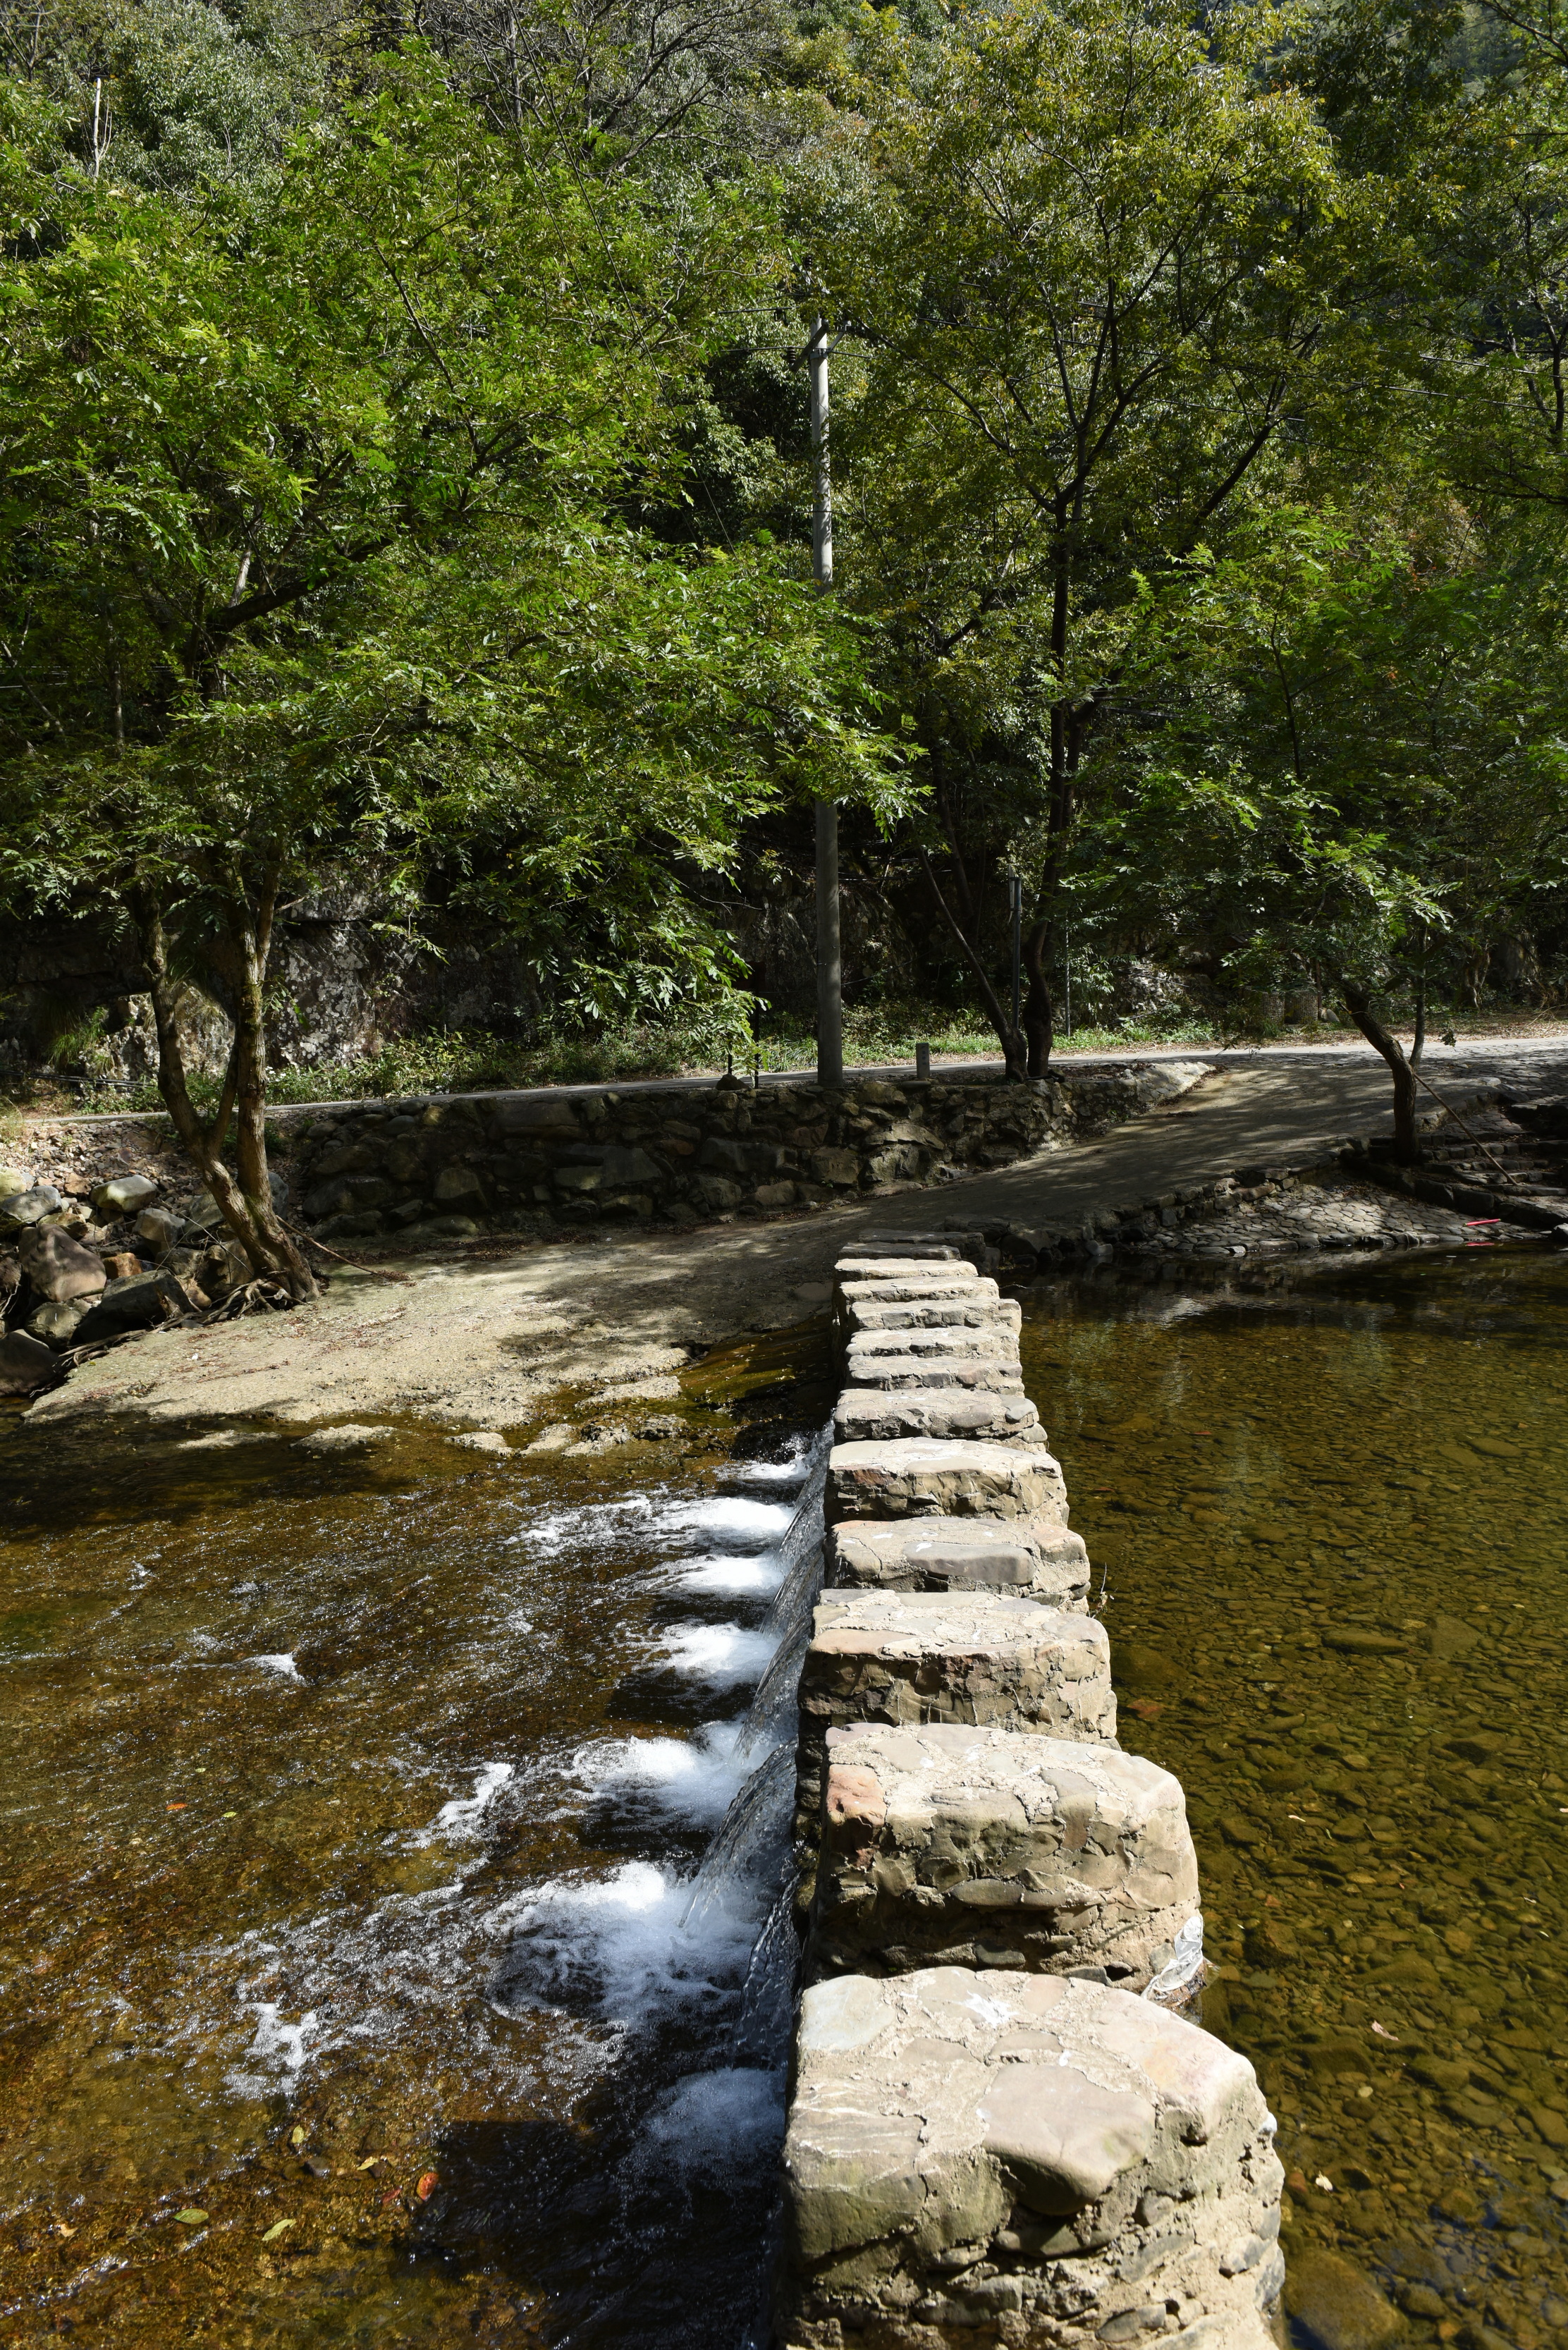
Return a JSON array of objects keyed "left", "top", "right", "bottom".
[
  {"left": 276, "top": 1063, "right": 1208, "bottom": 1242},
  {"left": 773, "top": 1229, "right": 1285, "bottom": 2350}
]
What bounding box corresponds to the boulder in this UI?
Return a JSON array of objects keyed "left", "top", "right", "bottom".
[
  {"left": 91, "top": 1174, "right": 159, "bottom": 1216},
  {"left": 826, "top": 1514, "right": 1089, "bottom": 1610},
  {"left": 828, "top": 1438, "right": 1067, "bottom": 1523},
  {"left": 135, "top": 1206, "right": 183, "bottom": 1253},
  {"left": 0, "top": 1164, "right": 32, "bottom": 1201},
  {"left": 777, "top": 1969, "right": 1282, "bottom": 2350},
  {"left": 26, "top": 1299, "right": 89, "bottom": 1349},
  {"left": 72, "top": 1268, "right": 193, "bottom": 1344},
  {"left": 0, "top": 1184, "right": 63, "bottom": 1234},
  {"left": 811, "top": 1723, "right": 1199, "bottom": 1990},
  {"left": 17, "top": 1225, "right": 107, "bottom": 1304},
  {"left": 834, "top": 1389, "right": 1043, "bottom": 1447},
  {"left": 797, "top": 1590, "right": 1117, "bottom": 1846},
  {"left": 0, "top": 1329, "right": 59, "bottom": 1392}
]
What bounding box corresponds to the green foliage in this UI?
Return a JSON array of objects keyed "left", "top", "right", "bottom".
[{"left": 1080, "top": 504, "right": 1568, "bottom": 1006}]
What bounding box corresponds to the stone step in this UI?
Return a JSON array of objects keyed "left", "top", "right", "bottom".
[
  {"left": 833, "top": 1390, "right": 1043, "bottom": 1448},
  {"left": 838, "top": 1272, "right": 997, "bottom": 1308},
  {"left": 826, "top": 1514, "right": 1089, "bottom": 1610},
  {"left": 778, "top": 1969, "right": 1283, "bottom": 2350},
  {"left": 845, "top": 1294, "right": 1022, "bottom": 1335},
  {"left": 840, "top": 1352, "right": 1025, "bottom": 1395},
  {"left": 795, "top": 1589, "right": 1116, "bottom": 1849},
  {"left": 811, "top": 1722, "right": 1198, "bottom": 1993},
  {"left": 828, "top": 1436, "right": 1065, "bottom": 1522},
  {"left": 835, "top": 1254, "right": 972, "bottom": 1280},
  {"left": 845, "top": 1323, "right": 1019, "bottom": 1362}
]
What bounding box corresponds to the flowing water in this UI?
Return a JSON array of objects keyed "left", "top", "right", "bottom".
[
  {"left": 1019, "top": 1244, "right": 1568, "bottom": 2349},
  {"left": 4, "top": 1246, "right": 1566, "bottom": 2350},
  {"left": 0, "top": 1330, "right": 833, "bottom": 2349}
]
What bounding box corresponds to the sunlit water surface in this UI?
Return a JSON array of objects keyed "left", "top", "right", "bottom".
[
  {"left": 0, "top": 1330, "right": 833, "bottom": 2349},
  {"left": 4, "top": 1249, "right": 1567, "bottom": 2350},
  {"left": 1022, "top": 1244, "right": 1568, "bottom": 2350}
]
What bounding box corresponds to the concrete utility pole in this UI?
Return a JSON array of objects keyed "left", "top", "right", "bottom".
[{"left": 809, "top": 316, "right": 843, "bottom": 1089}]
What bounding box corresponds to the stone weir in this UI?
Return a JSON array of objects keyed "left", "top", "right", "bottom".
[{"left": 771, "top": 1231, "right": 1285, "bottom": 2350}]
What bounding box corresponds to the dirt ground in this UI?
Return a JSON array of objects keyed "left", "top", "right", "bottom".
[{"left": 18, "top": 1036, "right": 1568, "bottom": 1445}]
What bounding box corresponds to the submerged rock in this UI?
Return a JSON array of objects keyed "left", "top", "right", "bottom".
[
  {"left": 1285, "top": 2247, "right": 1401, "bottom": 2350},
  {"left": 295, "top": 1424, "right": 396, "bottom": 1455}
]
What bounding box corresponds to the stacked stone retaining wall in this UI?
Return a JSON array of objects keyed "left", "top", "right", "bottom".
[
  {"left": 276, "top": 1063, "right": 1208, "bottom": 1241},
  {"left": 772, "top": 1231, "right": 1286, "bottom": 2350}
]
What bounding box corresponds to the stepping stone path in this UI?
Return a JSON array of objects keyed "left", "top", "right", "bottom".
[{"left": 775, "top": 1232, "right": 1286, "bottom": 2349}]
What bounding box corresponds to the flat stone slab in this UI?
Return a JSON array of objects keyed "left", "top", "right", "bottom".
[
  {"left": 838, "top": 1273, "right": 996, "bottom": 1305},
  {"left": 828, "top": 1437, "right": 1066, "bottom": 1522},
  {"left": 826, "top": 1514, "right": 1089, "bottom": 1608},
  {"left": 847, "top": 1324, "right": 1020, "bottom": 1364},
  {"left": 835, "top": 1390, "right": 1043, "bottom": 1447},
  {"left": 847, "top": 1295, "right": 1022, "bottom": 1335},
  {"left": 812, "top": 1722, "right": 1199, "bottom": 1990},
  {"left": 778, "top": 1969, "right": 1283, "bottom": 2350},
  {"left": 836, "top": 1254, "right": 969, "bottom": 1278},
  {"left": 797, "top": 1591, "right": 1116, "bottom": 1847},
  {"left": 840, "top": 1352, "right": 1024, "bottom": 1394}
]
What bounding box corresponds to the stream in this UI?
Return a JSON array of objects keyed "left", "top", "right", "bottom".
[{"left": 0, "top": 1244, "right": 1564, "bottom": 2349}]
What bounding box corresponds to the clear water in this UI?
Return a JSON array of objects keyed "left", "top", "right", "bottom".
[
  {"left": 0, "top": 1328, "right": 834, "bottom": 2349},
  {"left": 1019, "top": 1245, "right": 1568, "bottom": 2348},
  {"left": 5, "top": 1248, "right": 1566, "bottom": 2350}
]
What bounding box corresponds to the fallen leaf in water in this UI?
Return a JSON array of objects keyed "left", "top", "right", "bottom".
[
  {"left": 261, "top": 2219, "right": 295, "bottom": 2242},
  {"left": 1313, "top": 2174, "right": 1335, "bottom": 2192},
  {"left": 379, "top": 2190, "right": 403, "bottom": 2210},
  {"left": 173, "top": 2208, "right": 208, "bottom": 2226},
  {"left": 289, "top": 2126, "right": 307, "bottom": 2148},
  {"left": 1371, "top": 2021, "right": 1399, "bottom": 2040},
  {"left": 415, "top": 2172, "right": 438, "bottom": 2201},
  {"left": 357, "top": 2157, "right": 383, "bottom": 2170},
  {"left": 167, "top": 1803, "right": 186, "bottom": 1813},
  {"left": 55, "top": 2222, "right": 76, "bottom": 2239},
  {"left": 1125, "top": 1699, "right": 1164, "bottom": 1721}
]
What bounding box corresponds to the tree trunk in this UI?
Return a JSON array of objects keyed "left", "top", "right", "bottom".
[
  {"left": 1022, "top": 922, "right": 1053, "bottom": 1077},
  {"left": 919, "top": 852, "right": 1028, "bottom": 1079},
  {"left": 1338, "top": 976, "right": 1421, "bottom": 1166},
  {"left": 132, "top": 888, "right": 320, "bottom": 1302}
]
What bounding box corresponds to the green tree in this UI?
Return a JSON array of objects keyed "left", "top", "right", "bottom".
[
  {"left": 815, "top": 0, "right": 1360, "bottom": 1073},
  {"left": 1081, "top": 505, "right": 1568, "bottom": 1155},
  {"left": 0, "top": 59, "right": 900, "bottom": 1294}
]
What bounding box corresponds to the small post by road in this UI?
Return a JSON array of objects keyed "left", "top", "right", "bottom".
[
  {"left": 809, "top": 315, "right": 843, "bottom": 1090},
  {"left": 1009, "top": 875, "right": 1023, "bottom": 1044}
]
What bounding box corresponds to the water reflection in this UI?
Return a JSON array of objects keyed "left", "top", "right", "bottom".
[{"left": 1019, "top": 1247, "right": 1568, "bottom": 2350}]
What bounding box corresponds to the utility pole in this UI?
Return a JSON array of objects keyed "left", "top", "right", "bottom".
[
  {"left": 1009, "top": 875, "right": 1023, "bottom": 1047},
  {"left": 809, "top": 316, "right": 843, "bottom": 1089}
]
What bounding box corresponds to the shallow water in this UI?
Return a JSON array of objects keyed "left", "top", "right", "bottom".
[
  {"left": 0, "top": 1330, "right": 833, "bottom": 2349},
  {"left": 1020, "top": 1246, "right": 1568, "bottom": 2347},
  {"left": 5, "top": 1247, "right": 1567, "bottom": 2350}
]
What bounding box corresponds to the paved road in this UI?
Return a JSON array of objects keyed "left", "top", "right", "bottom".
[{"left": 857, "top": 1042, "right": 1568, "bottom": 1240}]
